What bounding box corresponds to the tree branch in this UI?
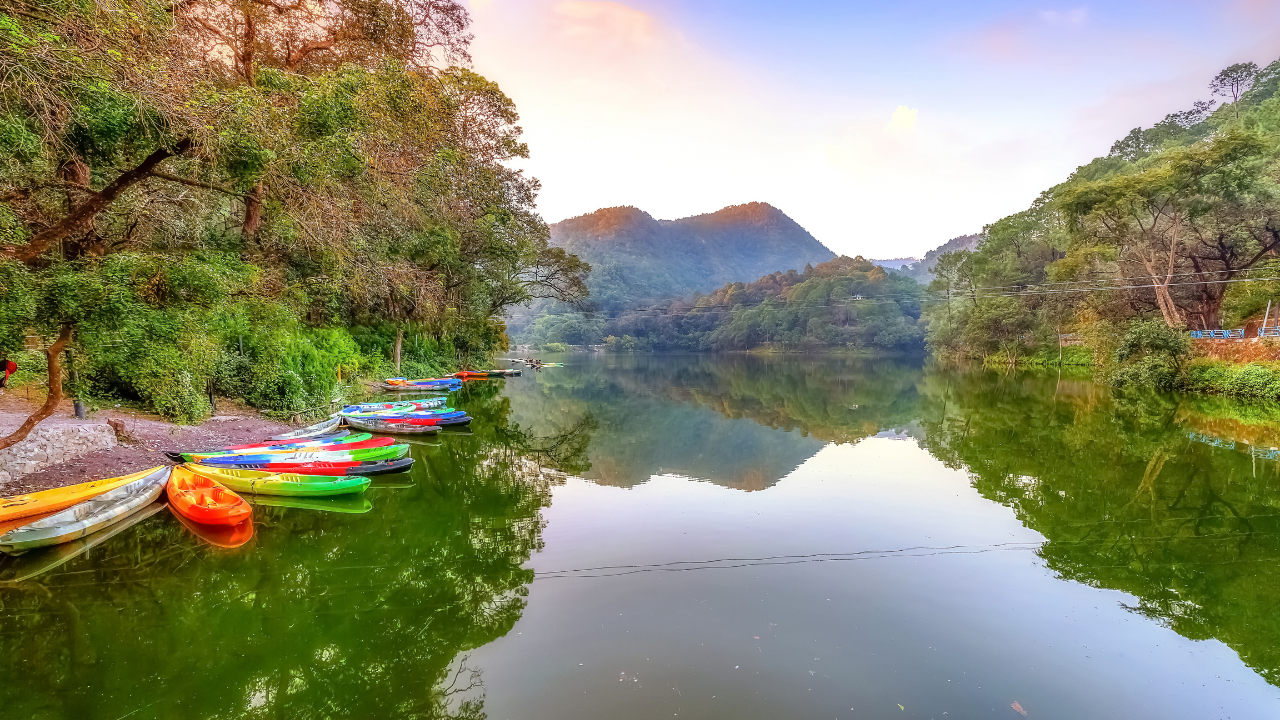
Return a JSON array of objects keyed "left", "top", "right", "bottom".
[
  {"left": 0, "top": 324, "right": 73, "bottom": 452},
  {"left": 149, "top": 171, "right": 240, "bottom": 196},
  {"left": 2, "top": 139, "right": 191, "bottom": 264}
]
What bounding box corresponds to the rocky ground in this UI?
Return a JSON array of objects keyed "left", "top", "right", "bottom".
[{"left": 0, "top": 391, "right": 292, "bottom": 494}]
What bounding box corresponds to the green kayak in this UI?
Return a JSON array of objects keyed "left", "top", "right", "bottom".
[{"left": 184, "top": 464, "right": 372, "bottom": 496}]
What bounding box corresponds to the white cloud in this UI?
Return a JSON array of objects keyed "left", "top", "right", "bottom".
[
  {"left": 1038, "top": 7, "right": 1089, "bottom": 26},
  {"left": 885, "top": 105, "right": 919, "bottom": 133}
]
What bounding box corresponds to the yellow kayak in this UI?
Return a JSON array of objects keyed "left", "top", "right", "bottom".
[{"left": 0, "top": 467, "right": 160, "bottom": 524}]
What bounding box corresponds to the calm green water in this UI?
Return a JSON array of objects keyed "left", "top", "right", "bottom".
[{"left": 2, "top": 354, "right": 1280, "bottom": 719}]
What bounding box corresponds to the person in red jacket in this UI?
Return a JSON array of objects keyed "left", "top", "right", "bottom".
[{"left": 0, "top": 359, "right": 16, "bottom": 389}]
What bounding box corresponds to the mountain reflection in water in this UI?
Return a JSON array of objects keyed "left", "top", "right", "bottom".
[{"left": 1, "top": 355, "right": 1278, "bottom": 719}]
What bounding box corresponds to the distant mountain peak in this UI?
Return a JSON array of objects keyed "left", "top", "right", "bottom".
[{"left": 547, "top": 202, "right": 836, "bottom": 307}]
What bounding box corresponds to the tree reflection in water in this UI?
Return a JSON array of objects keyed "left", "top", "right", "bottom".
[
  {"left": 917, "top": 366, "right": 1280, "bottom": 687},
  {"left": 0, "top": 381, "right": 594, "bottom": 720}
]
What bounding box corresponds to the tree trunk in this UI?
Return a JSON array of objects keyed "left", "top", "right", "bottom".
[
  {"left": 242, "top": 182, "right": 264, "bottom": 240},
  {"left": 6, "top": 141, "right": 189, "bottom": 265},
  {"left": 0, "top": 324, "right": 73, "bottom": 451},
  {"left": 394, "top": 327, "right": 403, "bottom": 372}
]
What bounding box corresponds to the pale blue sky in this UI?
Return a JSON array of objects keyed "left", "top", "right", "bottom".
[{"left": 468, "top": 1, "right": 1280, "bottom": 257}]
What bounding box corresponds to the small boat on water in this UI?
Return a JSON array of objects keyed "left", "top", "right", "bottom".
[
  {"left": 0, "top": 466, "right": 164, "bottom": 525},
  {"left": 454, "top": 369, "right": 519, "bottom": 379},
  {"left": 193, "top": 458, "right": 415, "bottom": 476},
  {"left": 0, "top": 467, "right": 171, "bottom": 554},
  {"left": 200, "top": 430, "right": 352, "bottom": 453},
  {"left": 344, "top": 398, "right": 446, "bottom": 413},
  {"left": 167, "top": 466, "right": 252, "bottom": 526},
  {"left": 194, "top": 444, "right": 409, "bottom": 465},
  {"left": 184, "top": 464, "right": 370, "bottom": 497},
  {"left": 180, "top": 436, "right": 394, "bottom": 462},
  {"left": 271, "top": 417, "right": 342, "bottom": 441},
  {"left": 169, "top": 434, "right": 383, "bottom": 462},
  {"left": 345, "top": 416, "right": 443, "bottom": 435}
]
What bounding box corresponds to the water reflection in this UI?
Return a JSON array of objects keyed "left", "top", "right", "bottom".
[
  {"left": 2, "top": 356, "right": 1280, "bottom": 719},
  {"left": 0, "top": 382, "right": 588, "bottom": 720},
  {"left": 916, "top": 366, "right": 1280, "bottom": 687}
]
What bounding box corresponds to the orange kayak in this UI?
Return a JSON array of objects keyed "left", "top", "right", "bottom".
[
  {"left": 167, "top": 465, "right": 251, "bottom": 526},
  {"left": 0, "top": 467, "right": 160, "bottom": 524}
]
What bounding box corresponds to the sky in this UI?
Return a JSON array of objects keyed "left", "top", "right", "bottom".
[{"left": 465, "top": 0, "right": 1280, "bottom": 258}]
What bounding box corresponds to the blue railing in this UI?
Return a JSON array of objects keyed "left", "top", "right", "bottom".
[
  {"left": 1259, "top": 327, "right": 1280, "bottom": 338},
  {"left": 1188, "top": 329, "right": 1244, "bottom": 339}
]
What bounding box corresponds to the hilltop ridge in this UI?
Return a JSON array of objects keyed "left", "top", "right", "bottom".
[{"left": 549, "top": 202, "right": 836, "bottom": 309}]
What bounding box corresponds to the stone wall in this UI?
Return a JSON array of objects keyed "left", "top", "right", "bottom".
[{"left": 0, "top": 424, "right": 118, "bottom": 486}]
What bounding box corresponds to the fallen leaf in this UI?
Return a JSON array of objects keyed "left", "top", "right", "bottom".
[
  {"left": 898, "top": 704, "right": 904, "bottom": 711},
  {"left": 1011, "top": 701, "right": 1027, "bottom": 717}
]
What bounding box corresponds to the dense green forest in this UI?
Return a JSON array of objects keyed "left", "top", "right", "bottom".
[
  {"left": 505, "top": 202, "right": 835, "bottom": 340},
  {"left": 0, "top": 0, "right": 587, "bottom": 437},
  {"left": 520, "top": 255, "right": 925, "bottom": 352},
  {"left": 923, "top": 57, "right": 1280, "bottom": 396}
]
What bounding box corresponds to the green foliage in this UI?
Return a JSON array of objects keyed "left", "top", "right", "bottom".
[
  {"left": 524, "top": 256, "right": 925, "bottom": 353},
  {"left": 1181, "top": 360, "right": 1280, "bottom": 399},
  {"left": 540, "top": 342, "right": 568, "bottom": 353},
  {"left": 0, "top": 1, "right": 584, "bottom": 428},
  {"left": 1116, "top": 319, "right": 1191, "bottom": 368}
]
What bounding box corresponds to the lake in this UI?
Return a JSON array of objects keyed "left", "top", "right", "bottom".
[{"left": 2, "top": 354, "right": 1279, "bottom": 719}]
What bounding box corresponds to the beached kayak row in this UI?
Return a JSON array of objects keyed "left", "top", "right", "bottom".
[{"left": 0, "top": 368, "right": 544, "bottom": 568}]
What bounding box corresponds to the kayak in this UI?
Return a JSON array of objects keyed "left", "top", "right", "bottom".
[
  {"left": 271, "top": 417, "right": 342, "bottom": 441},
  {"left": 194, "top": 444, "right": 409, "bottom": 465},
  {"left": 0, "top": 466, "right": 165, "bottom": 525},
  {"left": 0, "top": 467, "right": 171, "bottom": 554},
  {"left": 368, "top": 410, "right": 466, "bottom": 421},
  {"left": 245, "top": 494, "right": 373, "bottom": 514},
  {"left": 344, "top": 398, "right": 446, "bottom": 413},
  {"left": 183, "top": 464, "right": 371, "bottom": 497},
  {"left": 180, "top": 436, "right": 394, "bottom": 462},
  {"left": 167, "top": 465, "right": 252, "bottom": 526},
  {"left": 378, "top": 382, "right": 456, "bottom": 392},
  {"left": 209, "top": 430, "right": 352, "bottom": 452},
  {"left": 196, "top": 458, "right": 414, "bottom": 475},
  {"left": 171, "top": 508, "right": 254, "bottom": 549},
  {"left": 167, "top": 433, "right": 379, "bottom": 461},
  {"left": 454, "top": 370, "right": 513, "bottom": 379},
  {"left": 344, "top": 416, "right": 442, "bottom": 435},
  {"left": 385, "top": 377, "right": 461, "bottom": 386},
  {"left": 0, "top": 502, "right": 167, "bottom": 583},
  {"left": 381, "top": 415, "right": 472, "bottom": 427},
  {"left": 338, "top": 401, "right": 418, "bottom": 416}
]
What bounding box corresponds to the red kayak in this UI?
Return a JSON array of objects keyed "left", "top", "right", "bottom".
[
  {"left": 194, "top": 458, "right": 415, "bottom": 476},
  {"left": 201, "top": 437, "right": 394, "bottom": 458},
  {"left": 386, "top": 412, "right": 478, "bottom": 422}
]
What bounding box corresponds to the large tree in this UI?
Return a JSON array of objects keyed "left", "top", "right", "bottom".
[{"left": 0, "top": 0, "right": 586, "bottom": 446}]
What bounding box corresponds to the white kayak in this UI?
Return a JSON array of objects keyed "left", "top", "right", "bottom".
[
  {"left": 0, "top": 467, "right": 172, "bottom": 554},
  {"left": 271, "top": 417, "right": 342, "bottom": 441}
]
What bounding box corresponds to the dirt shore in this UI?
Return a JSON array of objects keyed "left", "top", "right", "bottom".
[{"left": 0, "top": 392, "right": 292, "bottom": 494}]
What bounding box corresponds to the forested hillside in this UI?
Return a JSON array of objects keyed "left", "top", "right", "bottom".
[
  {"left": 549, "top": 202, "right": 835, "bottom": 309},
  {"left": 0, "top": 0, "right": 586, "bottom": 437},
  {"left": 924, "top": 56, "right": 1280, "bottom": 397},
  {"left": 523, "top": 255, "right": 924, "bottom": 353}
]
